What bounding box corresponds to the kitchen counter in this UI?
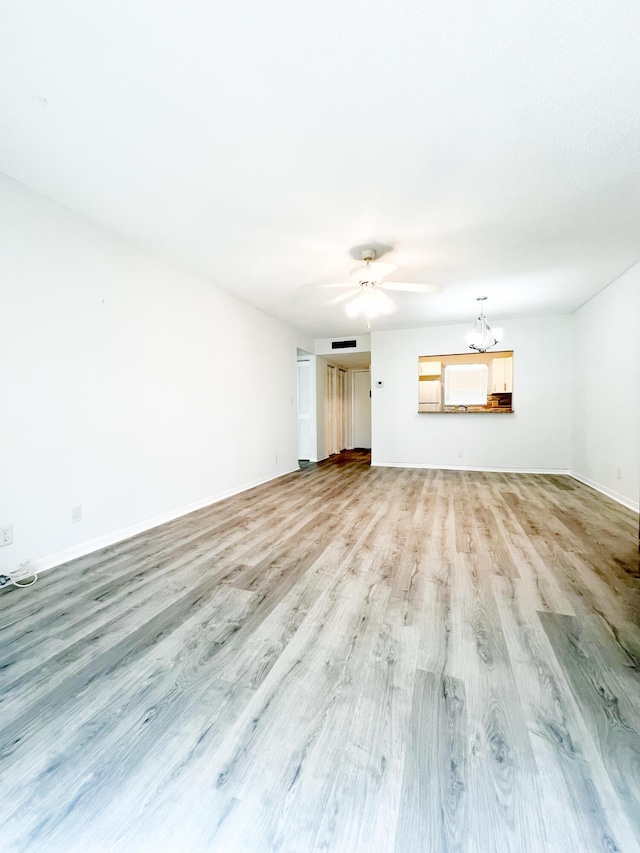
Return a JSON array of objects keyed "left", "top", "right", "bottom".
[{"left": 418, "top": 407, "right": 514, "bottom": 414}]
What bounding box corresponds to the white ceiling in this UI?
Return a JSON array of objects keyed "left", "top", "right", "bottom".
[
  {"left": 318, "top": 352, "right": 372, "bottom": 371},
  {"left": 2, "top": 0, "right": 639, "bottom": 338}
]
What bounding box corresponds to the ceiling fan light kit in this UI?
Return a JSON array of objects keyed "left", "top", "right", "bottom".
[
  {"left": 321, "top": 247, "right": 439, "bottom": 323},
  {"left": 345, "top": 283, "right": 398, "bottom": 319},
  {"left": 465, "top": 297, "right": 503, "bottom": 352}
]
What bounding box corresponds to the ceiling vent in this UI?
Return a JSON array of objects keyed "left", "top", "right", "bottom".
[{"left": 331, "top": 339, "right": 357, "bottom": 349}]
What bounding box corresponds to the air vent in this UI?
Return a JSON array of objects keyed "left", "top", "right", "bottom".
[{"left": 331, "top": 339, "right": 357, "bottom": 350}]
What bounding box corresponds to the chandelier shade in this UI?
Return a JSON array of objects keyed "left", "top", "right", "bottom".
[{"left": 465, "top": 297, "right": 503, "bottom": 352}]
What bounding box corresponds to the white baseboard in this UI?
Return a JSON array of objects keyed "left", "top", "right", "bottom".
[
  {"left": 569, "top": 471, "right": 639, "bottom": 513},
  {"left": 372, "top": 461, "right": 571, "bottom": 475},
  {"left": 21, "top": 464, "right": 637, "bottom": 581},
  {"left": 371, "top": 461, "right": 638, "bottom": 513},
  {"left": 28, "top": 466, "right": 300, "bottom": 576}
]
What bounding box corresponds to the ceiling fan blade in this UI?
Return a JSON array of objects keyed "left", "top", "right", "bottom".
[
  {"left": 314, "top": 282, "right": 354, "bottom": 289},
  {"left": 350, "top": 261, "right": 397, "bottom": 284},
  {"left": 380, "top": 281, "right": 441, "bottom": 293},
  {"left": 328, "top": 290, "right": 358, "bottom": 305}
]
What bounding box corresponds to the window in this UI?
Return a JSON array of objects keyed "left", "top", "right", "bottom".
[
  {"left": 418, "top": 351, "right": 513, "bottom": 414},
  {"left": 444, "top": 363, "right": 488, "bottom": 406}
]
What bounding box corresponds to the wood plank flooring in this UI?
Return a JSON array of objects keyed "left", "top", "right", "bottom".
[{"left": 1, "top": 452, "right": 639, "bottom": 852}]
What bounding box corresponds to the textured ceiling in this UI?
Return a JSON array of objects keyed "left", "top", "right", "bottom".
[{"left": 1, "top": 0, "right": 639, "bottom": 337}]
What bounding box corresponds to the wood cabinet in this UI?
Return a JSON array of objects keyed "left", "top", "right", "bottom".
[{"left": 491, "top": 356, "right": 513, "bottom": 393}]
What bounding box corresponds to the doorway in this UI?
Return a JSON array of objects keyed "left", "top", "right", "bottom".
[
  {"left": 297, "top": 358, "right": 312, "bottom": 461},
  {"left": 352, "top": 369, "right": 371, "bottom": 450},
  {"left": 325, "top": 364, "right": 347, "bottom": 456}
]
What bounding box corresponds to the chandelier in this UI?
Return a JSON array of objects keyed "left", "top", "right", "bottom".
[{"left": 465, "top": 297, "right": 503, "bottom": 352}]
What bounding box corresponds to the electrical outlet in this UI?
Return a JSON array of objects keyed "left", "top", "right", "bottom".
[
  {"left": 458, "top": 450, "right": 464, "bottom": 458},
  {"left": 0, "top": 525, "right": 13, "bottom": 546},
  {"left": 71, "top": 505, "right": 82, "bottom": 523},
  {"left": 275, "top": 453, "right": 279, "bottom": 464},
  {"left": 616, "top": 468, "right": 622, "bottom": 480}
]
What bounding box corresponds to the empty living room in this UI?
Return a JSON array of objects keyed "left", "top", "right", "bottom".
[{"left": 1, "top": 1, "right": 639, "bottom": 851}]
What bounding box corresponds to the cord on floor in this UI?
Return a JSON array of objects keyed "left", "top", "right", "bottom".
[{"left": 0, "top": 562, "right": 38, "bottom": 589}]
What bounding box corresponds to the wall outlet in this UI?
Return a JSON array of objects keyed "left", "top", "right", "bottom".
[
  {"left": 616, "top": 468, "right": 622, "bottom": 480},
  {"left": 0, "top": 525, "right": 13, "bottom": 546},
  {"left": 71, "top": 505, "right": 82, "bottom": 523},
  {"left": 275, "top": 453, "right": 279, "bottom": 464},
  {"left": 458, "top": 450, "right": 464, "bottom": 458}
]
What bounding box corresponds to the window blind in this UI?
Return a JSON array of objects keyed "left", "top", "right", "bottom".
[{"left": 444, "top": 363, "right": 488, "bottom": 405}]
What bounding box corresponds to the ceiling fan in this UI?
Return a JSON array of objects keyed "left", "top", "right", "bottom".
[{"left": 320, "top": 249, "right": 440, "bottom": 319}]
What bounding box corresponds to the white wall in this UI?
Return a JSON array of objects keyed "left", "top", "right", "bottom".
[
  {"left": 571, "top": 263, "right": 640, "bottom": 510},
  {"left": 0, "top": 176, "right": 308, "bottom": 572},
  {"left": 371, "top": 315, "right": 572, "bottom": 472}
]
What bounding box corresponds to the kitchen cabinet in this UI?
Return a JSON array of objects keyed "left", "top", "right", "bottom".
[{"left": 491, "top": 356, "right": 513, "bottom": 393}]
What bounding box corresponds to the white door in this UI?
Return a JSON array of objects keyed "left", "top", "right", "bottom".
[
  {"left": 353, "top": 370, "right": 371, "bottom": 449},
  {"left": 325, "top": 364, "right": 347, "bottom": 457},
  {"left": 297, "top": 360, "right": 311, "bottom": 460},
  {"left": 326, "top": 364, "right": 337, "bottom": 456},
  {"left": 336, "top": 368, "right": 346, "bottom": 452}
]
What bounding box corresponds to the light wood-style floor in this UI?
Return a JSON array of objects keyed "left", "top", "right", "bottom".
[{"left": 1, "top": 452, "right": 640, "bottom": 852}]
